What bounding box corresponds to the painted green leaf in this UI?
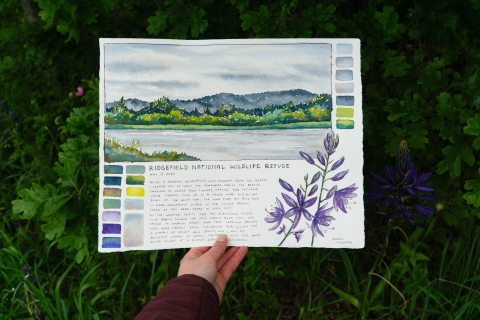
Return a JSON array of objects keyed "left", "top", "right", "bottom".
[
  {"left": 147, "top": 11, "right": 169, "bottom": 36},
  {"left": 464, "top": 177, "right": 480, "bottom": 207},
  {"left": 437, "top": 136, "right": 476, "bottom": 178},
  {"left": 464, "top": 114, "right": 480, "bottom": 149}
]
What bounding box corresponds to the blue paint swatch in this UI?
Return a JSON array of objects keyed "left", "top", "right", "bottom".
[
  {"left": 336, "top": 96, "right": 355, "bottom": 106},
  {"left": 102, "top": 224, "right": 121, "bottom": 234},
  {"left": 103, "top": 211, "right": 121, "bottom": 222},
  {"left": 104, "top": 165, "right": 123, "bottom": 174},
  {"left": 124, "top": 199, "right": 144, "bottom": 210},
  {"left": 336, "top": 70, "right": 353, "bottom": 81},
  {"left": 336, "top": 57, "right": 354, "bottom": 68},
  {"left": 104, "top": 176, "right": 122, "bottom": 186},
  {"left": 102, "top": 237, "right": 121, "bottom": 248},
  {"left": 337, "top": 43, "right": 353, "bottom": 54},
  {"left": 126, "top": 165, "right": 145, "bottom": 174}
]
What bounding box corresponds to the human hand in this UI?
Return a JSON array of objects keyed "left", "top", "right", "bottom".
[{"left": 177, "top": 234, "right": 248, "bottom": 303}]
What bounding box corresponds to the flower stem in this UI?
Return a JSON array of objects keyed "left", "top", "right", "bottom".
[
  {"left": 278, "top": 224, "right": 293, "bottom": 247},
  {"left": 311, "top": 153, "right": 330, "bottom": 247}
]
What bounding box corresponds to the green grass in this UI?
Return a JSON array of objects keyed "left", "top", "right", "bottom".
[{"left": 105, "top": 121, "right": 332, "bottom": 130}]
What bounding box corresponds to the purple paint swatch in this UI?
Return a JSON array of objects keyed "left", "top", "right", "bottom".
[
  {"left": 102, "top": 237, "right": 121, "bottom": 248},
  {"left": 102, "top": 224, "right": 121, "bottom": 234},
  {"left": 102, "top": 211, "right": 121, "bottom": 222}
]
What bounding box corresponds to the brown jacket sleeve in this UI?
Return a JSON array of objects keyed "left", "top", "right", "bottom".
[{"left": 135, "top": 274, "right": 220, "bottom": 320}]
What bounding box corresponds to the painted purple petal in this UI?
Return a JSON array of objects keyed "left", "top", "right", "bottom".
[
  {"left": 311, "top": 172, "right": 321, "bottom": 184},
  {"left": 308, "top": 185, "right": 318, "bottom": 196},
  {"left": 317, "top": 152, "right": 326, "bottom": 166},
  {"left": 331, "top": 170, "right": 349, "bottom": 181},
  {"left": 282, "top": 193, "right": 297, "bottom": 207},
  {"left": 279, "top": 179, "right": 293, "bottom": 192},
  {"left": 300, "top": 151, "right": 315, "bottom": 164},
  {"left": 296, "top": 188, "right": 304, "bottom": 203},
  {"left": 331, "top": 157, "right": 345, "bottom": 171},
  {"left": 303, "top": 197, "right": 317, "bottom": 208},
  {"left": 291, "top": 210, "right": 302, "bottom": 229},
  {"left": 325, "top": 186, "right": 336, "bottom": 200},
  {"left": 276, "top": 224, "right": 286, "bottom": 234}
]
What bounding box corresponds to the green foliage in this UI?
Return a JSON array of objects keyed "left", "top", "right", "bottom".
[{"left": 1, "top": 0, "right": 480, "bottom": 318}]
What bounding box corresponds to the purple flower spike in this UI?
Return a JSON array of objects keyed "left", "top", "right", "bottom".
[
  {"left": 324, "top": 132, "right": 339, "bottom": 155},
  {"left": 312, "top": 204, "right": 335, "bottom": 237},
  {"left": 311, "top": 172, "right": 321, "bottom": 184},
  {"left": 279, "top": 179, "right": 293, "bottom": 192},
  {"left": 366, "top": 141, "right": 436, "bottom": 225},
  {"left": 300, "top": 151, "right": 315, "bottom": 164},
  {"left": 332, "top": 184, "right": 358, "bottom": 213},
  {"left": 294, "top": 229, "right": 304, "bottom": 243},
  {"left": 331, "top": 170, "right": 349, "bottom": 181},
  {"left": 331, "top": 157, "right": 345, "bottom": 171},
  {"left": 21, "top": 266, "right": 29, "bottom": 274},
  {"left": 317, "top": 152, "right": 326, "bottom": 166}
]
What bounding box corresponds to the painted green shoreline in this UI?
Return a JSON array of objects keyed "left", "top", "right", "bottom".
[{"left": 105, "top": 121, "right": 332, "bottom": 130}]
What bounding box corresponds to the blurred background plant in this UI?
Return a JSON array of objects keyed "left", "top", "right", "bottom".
[{"left": 1, "top": 0, "right": 479, "bottom": 318}]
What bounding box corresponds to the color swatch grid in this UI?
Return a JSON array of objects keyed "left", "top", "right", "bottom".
[
  {"left": 334, "top": 43, "right": 355, "bottom": 130},
  {"left": 101, "top": 165, "right": 145, "bottom": 249}
]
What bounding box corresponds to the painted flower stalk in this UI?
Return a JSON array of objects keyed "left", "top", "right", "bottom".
[{"left": 265, "top": 132, "right": 358, "bottom": 246}]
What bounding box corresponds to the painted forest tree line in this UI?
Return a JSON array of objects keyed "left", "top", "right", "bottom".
[{"left": 105, "top": 94, "right": 331, "bottom": 126}]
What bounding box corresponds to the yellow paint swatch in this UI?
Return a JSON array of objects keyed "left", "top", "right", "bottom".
[{"left": 126, "top": 187, "right": 145, "bottom": 197}]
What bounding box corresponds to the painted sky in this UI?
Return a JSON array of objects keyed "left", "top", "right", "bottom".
[{"left": 104, "top": 43, "right": 332, "bottom": 102}]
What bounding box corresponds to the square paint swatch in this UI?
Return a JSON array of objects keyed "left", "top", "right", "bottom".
[
  {"left": 102, "top": 237, "right": 121, "bottom": 248},
  {"left": 124, "top": 214, "right": 144, "bottom": 247}
]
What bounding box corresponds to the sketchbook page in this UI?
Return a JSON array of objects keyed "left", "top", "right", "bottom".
[{"left": 98, "top": 38, "right": 364, "bottom": 252}]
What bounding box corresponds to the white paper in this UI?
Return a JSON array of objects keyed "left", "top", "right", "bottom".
[{"left": 98, "top": 38, "right": 364, "bottom": 252}]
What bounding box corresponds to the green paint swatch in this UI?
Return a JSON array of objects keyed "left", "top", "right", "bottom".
[
  {"left": 336, "top": 120, "right": 355, "bottom": 129},
  {"left": 103, "top": 199, "right": 121, "bottom": 209},
  {"left": 336, "top": 108, "right": 354, "bottom": 118},
  {"left": 126, "top": 175, "right": 145, "bottom": 185}
]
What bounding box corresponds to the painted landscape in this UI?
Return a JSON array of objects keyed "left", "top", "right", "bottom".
[{"left": 104, "top": 89, "right": 331, "bottom": 128}]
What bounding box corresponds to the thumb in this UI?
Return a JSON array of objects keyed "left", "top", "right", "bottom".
[{"left": 203, "top": 234, "right": 228, "bottom": 263}]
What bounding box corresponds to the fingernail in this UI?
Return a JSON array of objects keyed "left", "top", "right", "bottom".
[{"left": 217, "top": 234, "right": 227, "bottom": 242}]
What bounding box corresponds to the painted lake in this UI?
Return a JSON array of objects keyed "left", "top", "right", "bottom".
[{"left": 105, "top": 128, "right": 331, "bottom": 161}]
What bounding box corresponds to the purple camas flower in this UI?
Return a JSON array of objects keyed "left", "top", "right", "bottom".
[
  {"left": 265, "top": 198, "right": 288, "bottom": 230},
  {"left": 312, "top": 204, "right": 335, "bottom": 237},
  {"left": 282, "top": 189, "right": 317, "bottom": 229},
  {"left": 294, "top": 229, "right": 304, "bottom": 242},
  {"left": 279, "top": 179, "right": 293, "bottom": 192},
  {"left": 332, "top": 184, "right": 358, "bottom": 213},
  {"left": 368, "top": 141, "right": 436, "bottom": 225},
  {"left": 276, "top": 224, "right": 286, "bottom": 235},
  {"left": 21, "top": 266, "right": 29, "bottom": 274}
]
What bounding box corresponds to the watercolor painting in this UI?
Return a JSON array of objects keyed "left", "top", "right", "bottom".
[
  {"left": 264, "top": 131, "right": 358, "bottom": 247},
  {"left": 102, "top": 42, "right": 333, "bottom": 162}
]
